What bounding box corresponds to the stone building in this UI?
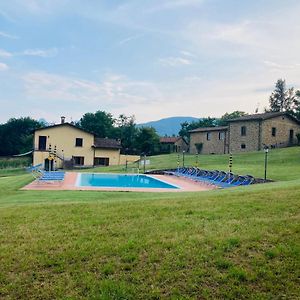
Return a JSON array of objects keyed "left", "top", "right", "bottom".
[
  {"left": 189, "top": 126, "right": 228, "bottom": 154},
  {"left": 159, "top": 136, "right": 189, "bottom": 153},
  {"left": 189, "top": 112, "right": 300, "bottom": 154}
]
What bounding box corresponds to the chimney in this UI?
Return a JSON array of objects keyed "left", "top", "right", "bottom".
[{"left": 61, "top": 116, "right": 66, "bottom": 124}]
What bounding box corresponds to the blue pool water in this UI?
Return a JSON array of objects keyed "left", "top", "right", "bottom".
[{"left": 77, "top": 173, "right": 178, "bottom": 189}]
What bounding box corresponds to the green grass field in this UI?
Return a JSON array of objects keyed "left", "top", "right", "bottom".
[{"left": 0, "top": 147, "right": 299, "bottom": 299}]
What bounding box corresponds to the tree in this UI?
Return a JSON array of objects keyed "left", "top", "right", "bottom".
[
  {"left": 79, "top": 111, "right": 115, "bottom": 138},
  {"left": 0, "top": 117, "right": 42, "bottom": 156},
  {"left": 217, "top": 111, "right": 247, "bottom": 126},
  {"left": 134, "top": 127, "right": 160, "bottom": 155},
  {"left": 178, "top": 121, "right": 190, "bottom": 140},
  {"left": 113, "top": 114, "right": 137, "bottom": 154},
  {"left": 268, "top": 79, "right": 295, "bottom": 112},
  {"left": 291, "top": 90, "right": 300, "bottom": 120},
  {"left": 179, "top": 117, "right": 217, "bottom": 141}
]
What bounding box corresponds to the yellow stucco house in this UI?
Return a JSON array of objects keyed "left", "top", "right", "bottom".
[{"left": 33, "top": 120, "right": 138, "bottom": 170}]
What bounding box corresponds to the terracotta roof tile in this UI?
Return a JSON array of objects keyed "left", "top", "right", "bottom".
[
  {"left": 160, "top": 137, "right": 180, "bottom": 143},
  {"left": 93, "top": 138, "right": 121, "bottom": 149}
]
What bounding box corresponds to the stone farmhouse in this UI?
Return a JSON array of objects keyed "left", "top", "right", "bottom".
[
  {"left": 189, "top": 112, "right": 300, "bottom": 154},
  {"left": 159, "top": 136, "right": 189, "bottom": 153},
  {"left": 33, "top": 118, "right": 139, "bottom": 170}
]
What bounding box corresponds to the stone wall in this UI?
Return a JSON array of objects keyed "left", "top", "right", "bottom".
[
  {"left": 262, "top": 115, "right": 300, "bottom": 148},
  {"left": 190, "top": 130, "right": 228, "bottom": 154},
  {"left": 175, "top": 138, "right": 189, "bottom": 152},
  {"left": 229, "top": 121, "right": 260, "bottom": 153}
]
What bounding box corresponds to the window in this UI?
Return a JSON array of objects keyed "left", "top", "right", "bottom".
[
  {"left": 94, "top": 157, "right": 109, "bottom": 166},
  {"left": 73, "top": 156, "right": 84, "bottom": 165},
  {"left": 219, "top": 132, "right": 225, "bottom": 140},
  {"left": 207, "top": 132, "right": 211, "bottom": 141},
  {"left": 38, "top": 136, "right": 47, "bottom": 150},
  {"left": 272, "top": 127, "right": 276, "bottom": 137},
  {"left": 241, "top": 126, "right": 246, "bottom": 136},
  {"left": 75, "top": 138, "right": 83, "bottom": 147},
  {"left": 289, "top": 129, "right": 294, "bottom": 143},
  {"left": 241, "top": 144, "right": 246, "bottom": 149}
]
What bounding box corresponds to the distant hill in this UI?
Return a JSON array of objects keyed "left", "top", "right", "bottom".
[{"left": 138, "top": 116, "right": 199, "bottom": 136}]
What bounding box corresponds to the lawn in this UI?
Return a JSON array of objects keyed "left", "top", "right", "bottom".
[
  {"left": 0, "top": 147, "right": 299, "bottom": 299},
  {"left": 90, "top": 146, "right": 300, "bottom": 181}
]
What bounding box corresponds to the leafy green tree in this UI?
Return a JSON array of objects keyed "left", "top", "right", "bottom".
[
  {"left": 217, "top": 111, "right": 247, "bottom": 126},
  {"left": 178, "top": 121, "right": 190, "bottom": 140},
  {"left": 179, "top": 117, "right": 217, "bottom": 141},
  {"left": 268, "top": 79, "right": 295, "bottom": 112},
  {"left": 134, "top": 127, "right": 160, "bottom": 155},
  {"left": 0, "top": 117, "right": 42, "bottom": 156},
  {"left": 113, "top": 114, "right": 137, "bottom": 154},
  {"left": 290, "top": 90, "right": 300, "bottom": 120},
  {"left": 79, "top": 111, "right": 115, "bottom": 138}
]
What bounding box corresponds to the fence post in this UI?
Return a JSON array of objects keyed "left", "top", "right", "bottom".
[{"left": 229, "top": 153, "right": 233, "bottom": 173}]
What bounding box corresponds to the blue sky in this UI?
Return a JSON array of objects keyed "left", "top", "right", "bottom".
[{"left": 0, "top": 0, "right": 300, "bottom": 123}]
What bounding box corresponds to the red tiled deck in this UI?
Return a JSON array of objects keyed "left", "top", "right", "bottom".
[{"left": 22, "top": 172, "right": 217, "bottom": 192}]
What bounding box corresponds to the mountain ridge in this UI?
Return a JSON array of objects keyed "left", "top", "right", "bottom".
[{"left": 138, "top": 116, "right": 199, "bottom": 136}]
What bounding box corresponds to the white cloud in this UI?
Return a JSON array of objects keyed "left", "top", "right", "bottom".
[
  {"left": 0, "top": 31, "right": 18, "bottom": 39},
  {"left": 0, "top": 49, "right": 13, "bottom": 57},
  {"left": 0, "top": 48, "right": 58, "bottom": 58},
  {"left": 118, "top": 34, "right": 144, "bottom": 46},
  {"left": 22, "top": 71, "right": 162, "bottom": 109},
  {"left": 6, "top": 0, "right": 69, "bottom": 14},
  {"left": 183, "top": 6, "right": 300, "bottom": 61},
  {"left": 180, "top": 50, "right": 197, "bottom": 58},
  {"left": 263, "top": 60, "right": 300, "bottom": 71},
  {"left": 20, "top": 71, "right": 167, "bottom": 122},
  {"left": 159, "top": 56, "right": 192, "bottom": 67},
  {"left": 0, "top": 62, "right": 9, "bottom": 71},
  {"left": 20, "top": 48, "right": 58, "bottom": 57},
  {"left": 147, "top": 0, "right": 204, "bottom": 12}
]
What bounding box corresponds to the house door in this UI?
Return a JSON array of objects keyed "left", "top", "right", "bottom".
[
  {"left": 44, "top": 158, "right": 53, "bottom": 171},
  {"left": 289, "top": 129, "right": 294, "bottom": 144}
]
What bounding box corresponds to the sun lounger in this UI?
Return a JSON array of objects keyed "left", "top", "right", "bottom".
[{"left": 38, "top": 171, "right": 65, "bottom": 182}]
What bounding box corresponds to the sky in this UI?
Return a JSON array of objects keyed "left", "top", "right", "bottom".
[{"left": 0, "top": 0, "right": 300, "bottom": 124}]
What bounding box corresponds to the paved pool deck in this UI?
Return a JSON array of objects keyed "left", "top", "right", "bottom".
[{"left": 22, "top": 172, "right": 217, "bottom": 192}]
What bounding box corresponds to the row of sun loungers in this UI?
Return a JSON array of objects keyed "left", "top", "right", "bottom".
[
  {"left": 164, "top": 167, "right": 254, "bottom": 188},
  {"left": 38, "top": 171, "right": 65, "bottom": 181},
  {"left": 26, "top": 165, "right": 65, "bottom": 182}
]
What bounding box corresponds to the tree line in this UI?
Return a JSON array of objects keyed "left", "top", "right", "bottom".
[
  {"left": 0, "top": 113, "right": 161, "bottom": 156},
  {"left": 0, "top": 79, "right": 299, "bottom": 156}
]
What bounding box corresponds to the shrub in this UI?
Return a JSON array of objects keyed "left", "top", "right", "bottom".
[
  {"left": 0, "top": 157, "right": 31, "bottom": 169},
  {"left": 195, "top": 143, "right": 203, "bottom": 154}
]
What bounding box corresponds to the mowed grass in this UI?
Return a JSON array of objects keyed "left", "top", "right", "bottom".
[
  {"left": 90, "top": 146, "right": 300, "bottom": 181},
  {"left": 0, "top": 148, "right": 300, "bottom": 299}
]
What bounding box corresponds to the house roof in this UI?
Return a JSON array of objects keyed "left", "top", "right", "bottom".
[
  {"left": 160, "top": 137, "right": 180, "bottom": 143},
  {"left": 159, "top": 136, "right": 188, "bottom": 145},
  {"left": 34, "top": 122, "right": 93, "bottom": 135},
  {"left": 35, "top": 123, "right": 122, "bottom": 149},
  {"left": 189, "top": 126, "right": 228, "bottom": 133},
  {"left": 228, "top": 112, "right": 300, "bottom": 124},
  {"left": 93, "top": 138, "right": 121, "bottom": 149}
]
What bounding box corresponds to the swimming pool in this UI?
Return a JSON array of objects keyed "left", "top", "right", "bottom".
[{"left": 77, "top": 173, "right": 179, "bottom": 189}]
